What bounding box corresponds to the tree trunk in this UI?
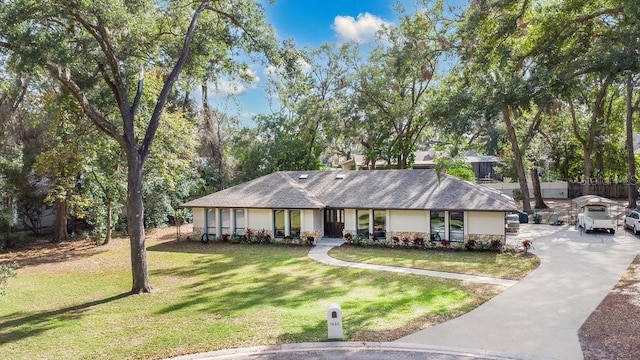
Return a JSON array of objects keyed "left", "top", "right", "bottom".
[
  {"left": 103, "top": 197, "right": 112, "bottom": 245},
  {"left": 530, "top": 167, "right": 548, "bottom": 209},
  {"left": 626, "top": 73, "right": 637, "bottom": 209},
  {"left": 595, "top": 151, "right": 604, "bottom": 176},
  {"left": 583, "top": 149, "right": 591, "bottom": 196},
  {"left": 127, "top": 151, "right": 150, "bottom": 294},
  {"left": 53, "top": 199, "right": 68, "bottom": 242},
  {"left": 503, "top": 107, "right": 531, "bottom": 211}
]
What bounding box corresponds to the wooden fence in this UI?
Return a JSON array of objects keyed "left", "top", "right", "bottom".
[
  {"left": 484, "top": 181, "right": 633, "bottom": 199},
  {"left": 568, "top": 183, "right": 632, "bottom": 199}
]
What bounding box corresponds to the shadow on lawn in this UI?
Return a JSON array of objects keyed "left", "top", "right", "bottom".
[
  {"left": 0, "top": 238, "right": 110, "bottom": 269},
  {"left": 0, "top": 292, "right": 130, "bottom": 345},
  {"left": 148, "top": 240, "right": 472, "bottom": 323}
]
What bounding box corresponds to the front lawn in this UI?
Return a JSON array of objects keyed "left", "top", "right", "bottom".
[
  {"left": 329, "top": 245, "right": 540, "bottom": 280},
  {"left": 0, "top": 232, "right": 504, "bottom": 360}
]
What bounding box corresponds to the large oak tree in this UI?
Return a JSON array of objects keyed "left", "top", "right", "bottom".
[{"left": 0, "top": 0, "right": 281, "bottom": 293}]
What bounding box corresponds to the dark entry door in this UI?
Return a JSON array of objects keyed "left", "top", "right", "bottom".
[{"left": 324, "top": 209, "right": 345, "bottom": 238}]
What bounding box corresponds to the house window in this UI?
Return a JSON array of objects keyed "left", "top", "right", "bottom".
[
  {"left": 449, "top": 211, "right": 464, "bottom": 242},
  {"left": 206, "top": 208, "right": 216, "bottom": 235},
  {"left": 220, "top": 209, "right": 230, "bottom": 235},
  {"left": 357, "top": 210, "right": 369, "bottom": 237},
  {"left": 373, "top": 210, "right": 386, "bottom": 240},
  {"left": 430, "top": 211, "right": 445, "bottom": 241},
  {"left": 234, "top": 209, "right": 245, "bottom": 235},
  {"left": 274, "top": 210, "right": 285, "bottom": 238},
  {"left": 290, "top": 210, "right": 301, "bottom": 237}
]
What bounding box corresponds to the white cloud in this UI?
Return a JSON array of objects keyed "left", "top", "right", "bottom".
[
  {"left": 210, "top": 67, "right": 260, "bottom": 97},
  {"left": 332, "top": 13, "right": 389, "bottom": 43}
]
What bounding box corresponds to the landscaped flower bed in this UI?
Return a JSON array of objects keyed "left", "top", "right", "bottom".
[{"left": 342, "top": 230, "right": 506, "bottom": 252}]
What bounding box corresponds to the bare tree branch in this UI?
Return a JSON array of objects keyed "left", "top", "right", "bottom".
[
  {"left": 140, "top": 0, "right": 210, "bottom": 161},
  {"left": 46, "top": 63, "right": 126, "bottom": 148}
]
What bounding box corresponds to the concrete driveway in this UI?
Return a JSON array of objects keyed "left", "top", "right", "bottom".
[{"left": 397, "top": 223, "right": 640, "bottom": 360}]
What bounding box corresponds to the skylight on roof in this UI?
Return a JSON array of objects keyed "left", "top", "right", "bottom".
[
  {"left": 299, "top": 174, "right": 308, "bottom": 179},
  {"left": 335, "top": 173, "right": 345, "bottom": 179}
]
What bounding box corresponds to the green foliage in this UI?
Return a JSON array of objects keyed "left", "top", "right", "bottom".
[
  {"left": 445, "top": 166, "right": 476, "bottom": 182},
  {"left": 0, "top": 262, "right": 17, "bottom": 296},
  {"left": 355, "top": 0, "right": 453, "bottom": 169},
  {"left": 533, "top": 213, "right": 543, "bottom": 224},
  {"left": 434, "top": 154, "right": 476, "bottom": 182},
  {"left": 512, "top": 189, "right": 524, "bottom": 202},
  {"left": 0, "top": 209, "right": 13, "bottom": 232},
  {"left": 229, "top": 115, "right": 322, "bottom": 184},
  {"left": 143, "top": 167, "right": 203, "bottom": 229},
  {"left": 0, "top": 208, "right": 14, "bottom": 248},
  {"left": 0, "top": 0, "right": 285, "bottom": 292}
]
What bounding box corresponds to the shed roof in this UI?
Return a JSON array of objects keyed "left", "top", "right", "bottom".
[
  {"left": 571, "top": 195, "right": 619, "bottom": 208},
  {"left": 182, "top": 170, "right": 516, "bottom": 212}
]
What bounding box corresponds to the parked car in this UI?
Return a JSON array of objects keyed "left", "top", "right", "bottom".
[{"left": 624, "top": 210, "right": 640, "bottom": 235}]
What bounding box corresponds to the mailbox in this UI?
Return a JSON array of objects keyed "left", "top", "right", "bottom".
[{"left": 326, "top": 302, "right": 343, "bottom": 339}]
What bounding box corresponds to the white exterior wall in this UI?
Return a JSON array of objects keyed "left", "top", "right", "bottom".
[
  {"left": 388, "top": 210, "right": 429, "bottom": 233},
  {"left": 344, "top": 209, "right": 357, "bottom": 232},
  {"left": 247, "top": 209, "right": 272, "bottom": 231},
  {"left": 192, "top": 208, "right": 205, "bottom": 232},
  {"left": 192, "top": 206, "right": 504, "bottom": 239},
  {"left": 313, "top": 210, "right": 323, "bottom": 236},
  {"left": 301, "top": 209, "right": 315, "bottom": 232},
  {"left": 467, "top": 211, "right": 505, "bottom": 235},
  {"left": 300, "top": 209, "right": 323, "bottom": 234},
  {"left": 484, "top": 181, "right": 568, "bottom": 199}
]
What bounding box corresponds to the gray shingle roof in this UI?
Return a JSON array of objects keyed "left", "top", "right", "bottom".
[{"left": 181, "top": 169, "right": 517, "bottom": 211}]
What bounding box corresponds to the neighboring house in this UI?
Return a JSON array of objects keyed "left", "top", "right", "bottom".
[
  {"left": 464, "top": 150, "right": 503, "bottom": 182},
  {"left": 340, "top": 150, "right": 503, "bottom": 181},
  {"left": 181, "top": 169, "right": 516, "bottom": 244}
]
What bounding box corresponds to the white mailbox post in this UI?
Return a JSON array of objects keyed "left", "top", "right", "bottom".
[{"left": 327, "top": 302, "right": 343, "bottom": 339}]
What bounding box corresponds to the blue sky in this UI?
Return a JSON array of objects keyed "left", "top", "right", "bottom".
[
  {"left": 208, "top": 0, "right": 460, "bottom": 126},
  {"left": 265, "top": 0, "right": 398, "bottom": 47}
]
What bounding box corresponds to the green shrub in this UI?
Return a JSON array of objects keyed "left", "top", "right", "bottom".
[
  {"left": 533, "top": 213, "right": 543, "bottom": 224},
  {"left": 512, "top": 189, "right": 523, "bottom": 202}
]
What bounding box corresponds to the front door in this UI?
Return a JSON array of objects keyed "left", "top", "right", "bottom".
[{"left": 324, "top": 209, "right": 345, "bottom": 238}]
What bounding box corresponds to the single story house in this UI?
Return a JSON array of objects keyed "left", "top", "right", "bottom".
[{"left": 181, "top": 169, "right": 517, "bottom": 244}]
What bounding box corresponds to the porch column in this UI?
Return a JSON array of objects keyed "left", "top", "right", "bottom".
[
  {"left": 443, "top": 210, "right": 449, "bottom": 240},
  {"left": 230, "top": 209, "right": 236, "bottom": 234},
  {"left": 215, "top": 208, "right": 221, "bottom": 238},
  {"left": 204, "top": 208, "right": 209, "bottom": 235},
  {"left": 369, "top": 209, "right": 374, "bottom": 238},
  {"left": 300, "top": 210, "right": 306, "bottom": 233},
  {"left": 244, "top": 209, "right": 248, "bottom": 231},
  {"left": 284, "top": 209, "right": 291, "bottom": 237},
  {"left": 386, "top": 210, "right": 390, "bottom": 237}
]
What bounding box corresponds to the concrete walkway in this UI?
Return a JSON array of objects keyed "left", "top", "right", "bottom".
[
  {"left": 397, "top": 224, "right": 640, "bottom": 359},
  {"left": 309, "top": 238, "right": 517, "bottom": 287}
]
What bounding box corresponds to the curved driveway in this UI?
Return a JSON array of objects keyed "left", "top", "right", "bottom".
[{"left": 398, "top": 224, "right": 640, "bottom": 359}]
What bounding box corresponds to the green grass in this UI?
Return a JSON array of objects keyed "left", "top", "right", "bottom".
[
  {"left": 329, "top": 245, "right": 540, "bottom": 280},
  {"left": 1, "top": 238, "right": 504, "bottom": 360}
]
